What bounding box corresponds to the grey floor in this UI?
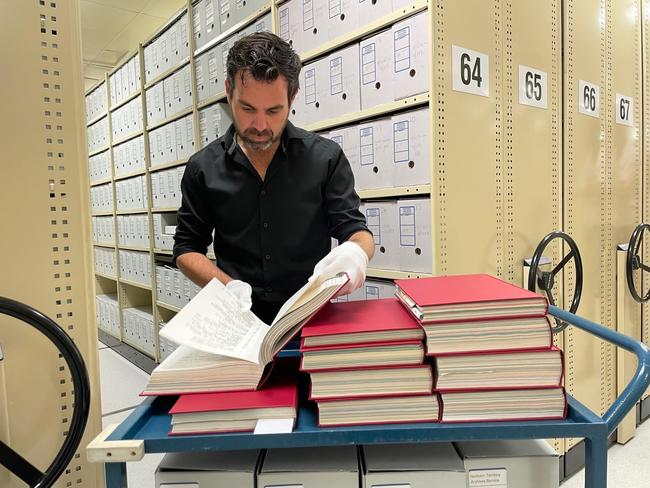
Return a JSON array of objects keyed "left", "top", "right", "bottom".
[{"left": 99, "top": 341, "right": 650, "bottom": 488}]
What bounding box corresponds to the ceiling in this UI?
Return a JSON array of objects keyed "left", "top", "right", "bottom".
[{"left": 81, "top": 0, "right": 187, "bottom": 91}]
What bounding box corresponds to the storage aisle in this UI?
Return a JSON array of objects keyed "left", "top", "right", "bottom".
[
  {"left": 98, "top": 342, "right": 163, "bottom": 487},
  {"left": 99, "top": 340, "right": 650, "bottom": 488}
]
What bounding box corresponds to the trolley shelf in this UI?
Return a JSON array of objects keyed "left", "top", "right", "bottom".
[{"left": 93, "top": 305, "right": 650, "bottom": 488}]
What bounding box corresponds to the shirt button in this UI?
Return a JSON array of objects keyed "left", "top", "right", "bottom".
[
  {"left": 265, "top": 254, "right": 271, "bottom": 260},
  {"left": 260, "top": 190, "right": 266, "bottom": 196},
  {"left": 263, "top": 222, "right": 269, "bottom": 229},
  {"left": 265, "top": 286, "right": 273, "bottom": 292}
]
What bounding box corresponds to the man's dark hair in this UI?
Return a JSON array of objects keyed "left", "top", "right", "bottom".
[{"left": 226, "top": 32, "right": 302, "bottom": 101}]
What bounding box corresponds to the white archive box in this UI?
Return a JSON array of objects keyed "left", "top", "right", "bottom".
[
  {"left": 258, "top": 446, "right": 359, "bottom": 488},
  {"left": 327, "top": 0, "right": 359, "bottom": 40},
  {"left": 298, "top": 0, "right": 328, "bottom": 54},
  {"left": 455, "top": 440, "right": 559, "bottom": 488},
  {"left": 176, "top": 114, "right": 196, "bottom": 161},
  {"left": 358, "top": 0, "right": 392, "bottom": 24},
  {"left": 326, "top": 44, "right": 361, "bottom": 119},
  {"left": 356, "top": 117, "right": 393, "bottom": 191},
  {"left": 146, "top": 82, "right": 166, "bottom": 127},
  {"left": 155, "top": 450, "right": 262, "bottom": 488},
  {"left": 152, "top": 213, "right": 178, "bottom": 250},
  {"left": 277, "top": 0, "right": 303, "bottom": 50},
  {"left": 397, "top": 198, "right": 432, "bottom": 273},
  {"left": 392, "top": 11, "right": 430, "bottom": 100},
  {"left": 232, "top": 0, "right": 266, "bottom": 30},
  {"left": 169, "top": 12, "right": 190, "bottom": 66},
  {"left": 391, "top": 107, "right": 431, "bottom": 187},
  {"left": 163, "top": 121, "right": 177, "bottom": 164},
  {"left": 148, "top": 127, "right": 164, "bottom": 167},
  {"left": 360, "top": 29, "right": 394, "bottom": 110},
  {"left": 328, "top": 125, "right": 359, "bottom": 180},
  {"left": 219, "top": 35, "right": 235, "bottom": 82},
  {"left": 218, "top": 0, "right": 235, "bottom": 32},
  {"left": 195, "top": 48, "right": 215, "bottom": 103},
  {"left": 164, "top": 65, "right": 192, "bottom": 117},
  {"left": 247, "top": 11, "right": 273, "bottom": 36},
  {"left": 362, "top": 200, "right": 399, "bottom": 270},
  {"left": 363, "top": 278, "right": 397, "bottom": 300},
  {"left": 199, "top": 102, "right": 232, "bottom": 148},
  {"left": 290, "top": 81, "right": 306, "bottom": 127},
  {"left": 192, "top": 0, "right": 207, "bottom": 51},
  {"left": 301, "top": 56, "right": 330, "bottom": 125},
  {"left": 332, "top": 284, "right": 366, "bottom": 302},
  {"left": 361, "top": 442, "right": 466, "bottom": 488},
  {"left": 205, "top": 0, "right": 221, "bottom": 46}
]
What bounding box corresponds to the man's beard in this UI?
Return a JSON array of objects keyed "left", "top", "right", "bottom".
[{"left": 234, "top": 118, "right": 287, "bottom": 152}]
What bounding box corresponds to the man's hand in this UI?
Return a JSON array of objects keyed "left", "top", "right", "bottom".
[
  {"left": 225, "top": 279, "right": 253, "bottom": 311},
  {"left": 309, "top": 241, "right": 369, "bottom": 296}
]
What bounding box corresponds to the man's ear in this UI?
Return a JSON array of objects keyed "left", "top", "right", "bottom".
[
  {"left": 289, "top": 88, "right": 298, "bottom": 108},
  {"left": 225, "top": 78, "right": 232, "bottom": 103}
]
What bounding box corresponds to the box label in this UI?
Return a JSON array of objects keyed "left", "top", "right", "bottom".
[{"left": 468, "top": 468, "right": 507, "bottom": 487}]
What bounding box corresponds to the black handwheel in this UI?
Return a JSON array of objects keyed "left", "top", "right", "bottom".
[
  {"left": 527, "top": 231, "right": 584, "bottom": 333},
  {"left": 626, "top": 223, "right": 650, "bottom": 303},
  {"left": 0, "top": 297, "right": 90, "bottom": 488}
]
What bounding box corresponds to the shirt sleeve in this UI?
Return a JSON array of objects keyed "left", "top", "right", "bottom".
[
  {"left": 323, "top": 143, "right": 372, "bottom": 242},
  {"left": 172, "top": 159, "right": 214, "bottom": 263}
]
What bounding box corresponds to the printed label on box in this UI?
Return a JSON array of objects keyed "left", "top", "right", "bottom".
[{"left": 468, "top": 468, "right": 507, "bottom": 487}]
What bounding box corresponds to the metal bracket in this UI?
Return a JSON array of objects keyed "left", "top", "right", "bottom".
[{"left": 86, "top": 423, "right": 145, "bottom": 463}]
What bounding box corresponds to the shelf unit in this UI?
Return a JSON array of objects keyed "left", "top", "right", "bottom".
[{"left": 83, "top": 0, "right": 456, "bottom": 366}]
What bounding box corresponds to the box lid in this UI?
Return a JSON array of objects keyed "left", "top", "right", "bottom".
[
  {"left": 158, "top": 450, "right": 261, "bottom": 472},
  {"left": 455, "top": 440, "right": 559, "bottom": 459},
  {"left": 363, "top": 443, "right": 465, "bottom": 473},
  {"left": 261, "top": 446, "right": 358, "bottom": 473}
]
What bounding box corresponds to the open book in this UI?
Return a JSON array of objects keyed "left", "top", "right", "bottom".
[{"left": 142, "top": 273, "right": 348, "bottom": 395}]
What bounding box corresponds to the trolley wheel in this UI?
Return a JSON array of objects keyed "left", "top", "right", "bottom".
[
  {"left": 527, "top": 231, "right": 583, "bottom": 334},
  {"left": 626, "top": 223, "right": 650, "bottom": 303},
  {"left": 0, "top": 297, "right": 90, "bottom": 488}
]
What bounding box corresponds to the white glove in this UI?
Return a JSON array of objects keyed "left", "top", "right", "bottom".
[
  {"left": 309, "top": 241, "right": 368, "bottom": 296},
  {"left": 225, "top": 279, "right": 253, "bottom": 312}
]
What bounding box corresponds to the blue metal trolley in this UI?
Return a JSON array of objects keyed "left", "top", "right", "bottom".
[{"left": 90, "top": 306, "right": 650, "bottom": 488}]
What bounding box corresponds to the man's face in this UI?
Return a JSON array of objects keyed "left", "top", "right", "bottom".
[{"left": 226, "top": 71, "right": 294, "bottom": 152}]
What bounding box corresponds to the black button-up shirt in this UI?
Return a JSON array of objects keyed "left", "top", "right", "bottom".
[{"left": 173, "top": 121, "right": 369, "bottom": 311}]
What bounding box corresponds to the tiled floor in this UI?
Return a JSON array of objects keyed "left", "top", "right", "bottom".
[{"left": 99, "top": 341, "right": 650, "bottom": 487}]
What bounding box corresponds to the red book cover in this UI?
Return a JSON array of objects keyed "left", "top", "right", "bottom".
[
  {"left": 432, "top": 347, "right": 564, "bottom": 392},
  {"left": 395, "top": 274, "right": 548, "bottom": 323},
  {"left": 169, "top": 380, "right": 298, "bottom": 415},
  {"left": 300, "top": 298, "right": 424, "bottom": 349}
]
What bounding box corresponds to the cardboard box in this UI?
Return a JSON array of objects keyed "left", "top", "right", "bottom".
[
  {"left": 362, "top": 200, "right": 399, "bottom": 270},
  {"left": 155, "top": 449, "right": 261, "bottom": 487},
  {"left": 362, "top": 442, "right": 465, "bottom": 488},
  {"left": 396, "top": 198, "right": 432, "bottom": 273},
  {"left": 392, "top": 11, "right": 430, "bottom": 100},
  {"left": 455, "top": 439, "right": 559, "bottom": 488},
  {"left": 325, "top": 44, "right": 361, "bottom": 120},
  {"left": 391, "top": 108, "right": 431, "bottom": 187},
  {"left": 360, "top": 29, "right": 394, "bottom": 110},
  {"left": 258, "top": 446, "right": 359, "bottom": 488}
]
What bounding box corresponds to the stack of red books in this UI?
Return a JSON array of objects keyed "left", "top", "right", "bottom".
[
  {"left": 299, "top": 298, "right": 439, "bottom": 427},
  {"left": 395, "top": 273, "right": 566, "bottom": 423}
]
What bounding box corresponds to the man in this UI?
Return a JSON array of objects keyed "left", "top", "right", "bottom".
[{"left": 173, "top": 32, "right": 374, "bottom": 324}]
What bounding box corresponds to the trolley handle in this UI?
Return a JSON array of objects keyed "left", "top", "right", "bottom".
[{"left": 549, "top": 305, "right": 650, "bottom": 434}]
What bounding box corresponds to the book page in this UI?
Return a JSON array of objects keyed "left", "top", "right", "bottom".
[
  {"left": 159, "top": 279, "right": 268, "bottom": 364},
  {"left": 272, "top": 272, "right": 347, "bottom": 325},
  {"left": 259, "top": 274, "right": 348, "bottom": 364},
  {"left": 155, "top": 345, "right": 246, "bottom": 372}
]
